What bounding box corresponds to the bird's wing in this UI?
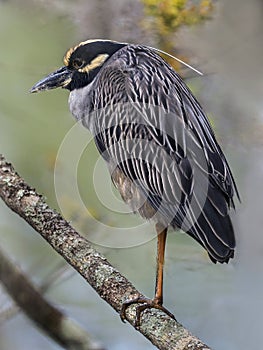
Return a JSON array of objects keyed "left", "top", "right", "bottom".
[{"left": 91, "top": 44, "right": 238, "bottom": 262}]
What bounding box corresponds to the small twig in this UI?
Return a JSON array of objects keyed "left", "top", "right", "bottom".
[
  {"left": 0, "top": 154, "right": 211, "bottom": 350},
  {"left": 0, "top": 298, "right": 19, "bottom": 324},
  {"left": 40, "top": 261, "right": 74, "bottom": 293}
]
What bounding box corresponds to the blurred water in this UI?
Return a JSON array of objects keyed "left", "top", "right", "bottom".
[{"left": 0, "top": 1, "right": 261, "bottom": 350}]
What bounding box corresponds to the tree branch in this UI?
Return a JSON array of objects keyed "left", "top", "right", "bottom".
[
  {"left": 0, "top": 247, "right": 104, "bottom": 350},
  {"left": 0, "top": 154, "right": 211, "bottom": 350}
]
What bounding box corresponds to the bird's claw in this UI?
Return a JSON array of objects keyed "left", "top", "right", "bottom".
[{"left": 120, "top": 296, "right": 176, "bottom": 328}]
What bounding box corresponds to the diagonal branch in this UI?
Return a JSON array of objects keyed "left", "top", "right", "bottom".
[
  {"left": 0, "top": 154, "right": 211, "bottom": 350},
  {"left": 0, "top": 247, "right": 104, "bottom": 350}
]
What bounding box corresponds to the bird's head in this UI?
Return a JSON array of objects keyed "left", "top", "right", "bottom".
[{"left": 30, "top": 39, "right": 126, "bottom": 93}]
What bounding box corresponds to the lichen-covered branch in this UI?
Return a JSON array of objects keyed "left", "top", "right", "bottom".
[
  {"left": 0, "top": 247, "right": 104, "bottom": 350},
  {"left": 0, "top": 154, "right": 211, "bottom": 350}
]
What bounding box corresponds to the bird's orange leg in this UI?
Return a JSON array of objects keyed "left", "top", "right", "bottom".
[
  {"left": 120, "top": 224, "right": 175, "bottom": 328},
  {"left": 154, "top": 223, "right": 167, "bottom": 305}
]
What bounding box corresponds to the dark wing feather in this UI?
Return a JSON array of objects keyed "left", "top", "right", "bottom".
[{"left": 90, "top": 44, "right": 238, "bottom": 263}]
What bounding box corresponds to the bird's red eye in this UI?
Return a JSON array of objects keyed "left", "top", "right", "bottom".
[{"left": 72, "top": 58, "right": 85, "bottom": 69}]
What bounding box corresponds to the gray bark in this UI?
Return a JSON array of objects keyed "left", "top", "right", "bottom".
[{"left": 0, "top": 154, "right": 211, "bottom": 350}]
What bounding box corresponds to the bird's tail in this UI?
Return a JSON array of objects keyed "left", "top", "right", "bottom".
[
  {"left": 169, "top": 182, "right": 236, "bottom": 263},
  {"left": 185, "top": 193, "right": 235, "bottom": 263}
]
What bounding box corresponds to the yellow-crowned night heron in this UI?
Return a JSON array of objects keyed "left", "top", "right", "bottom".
[{"left": 31, "top": 39, "right": 239, "bottom": 326}]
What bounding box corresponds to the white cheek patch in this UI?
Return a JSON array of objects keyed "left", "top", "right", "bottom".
[{"left": 78, "top": 54, "right": 110, "bottom": 73}]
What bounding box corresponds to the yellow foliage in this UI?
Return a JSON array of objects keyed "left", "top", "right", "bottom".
[
  {"left": 143, "top": 0, "right": 213, "bottom": 30},
  {"left": 141, "top": 0, "right": 214, "bottom": 70}
]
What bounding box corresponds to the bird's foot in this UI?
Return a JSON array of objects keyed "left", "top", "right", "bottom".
[{"left": 120, "top": 296, "right": 176, "bottom": 328}]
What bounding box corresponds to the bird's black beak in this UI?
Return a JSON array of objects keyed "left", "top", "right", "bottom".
[{"left": 30, "top": 66, "right": 72, "bottom": 93}]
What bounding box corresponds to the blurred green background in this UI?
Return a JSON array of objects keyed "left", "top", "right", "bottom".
[{"left": 0, "top": 1, "right": 262, "bottom": 349}]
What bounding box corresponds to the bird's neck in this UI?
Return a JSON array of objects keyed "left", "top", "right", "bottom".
[{"left": 68, "top": 81, "right": 96, "bottom": 133}]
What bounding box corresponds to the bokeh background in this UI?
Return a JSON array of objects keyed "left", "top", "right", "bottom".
[{"left": 0, "top": 0, "right": 262, "bottom": 349}]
